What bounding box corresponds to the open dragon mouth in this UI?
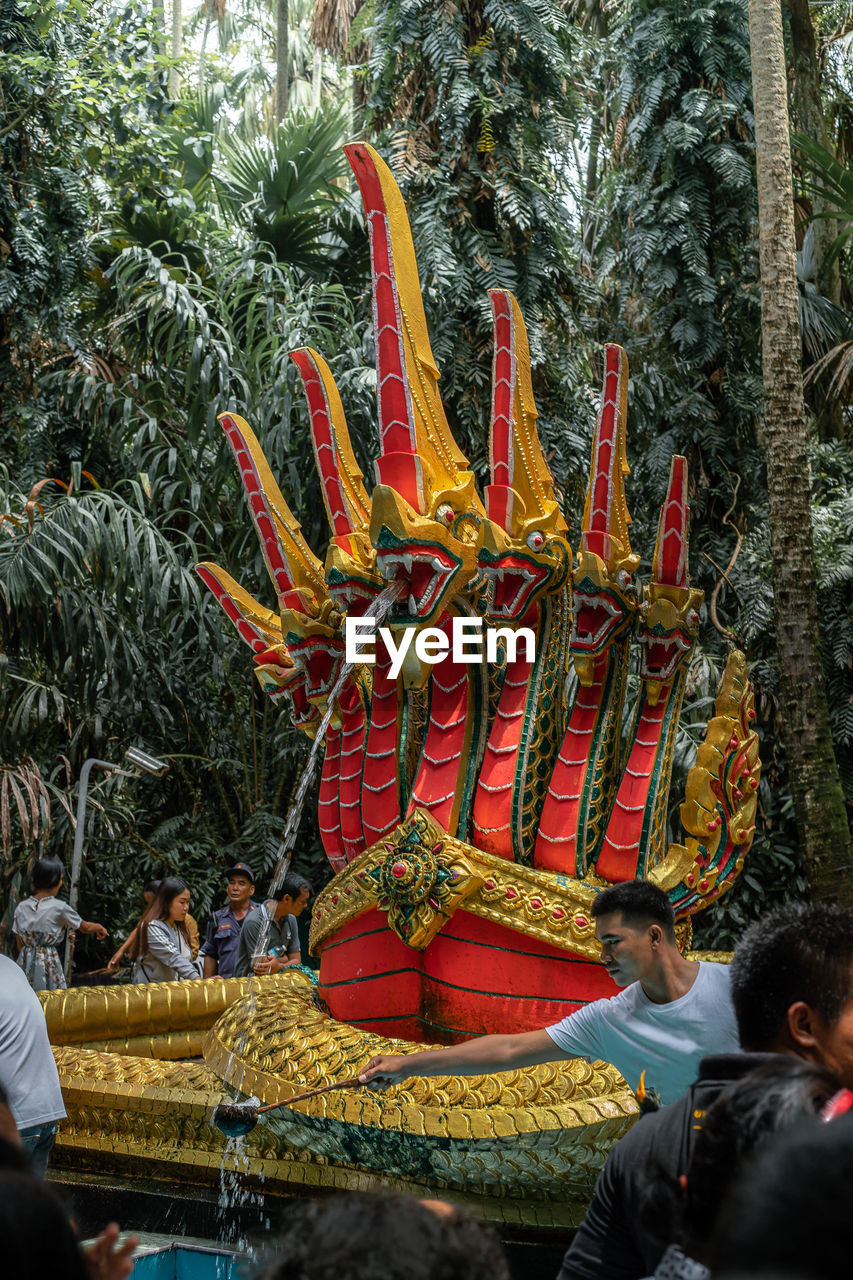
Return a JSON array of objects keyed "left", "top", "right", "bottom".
[
  {"left": 640, "top": 632, "right": 693, "bottom": 683},
  {"left": 326, "top": 567, "right": 382, "bottom": 612},
  {"left": 288, "top": 638, "right": 345, "bottom": 698},
  {"left": 481, "top": 554, "right": 548, "bottom": 620},
  {"left": 328, "top": 580, "right": 381, "bottom": 611},
  {"left": 571, "top": 590, "right": 628, "bottom": 653},
  {"left": 376, "top": 541, "right": 460, "bottom": 620},
  {"left": 288, "top": 683, "right": 320, "bottom": 729}
]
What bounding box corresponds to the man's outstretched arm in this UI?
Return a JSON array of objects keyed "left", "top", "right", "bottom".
[{"left": 358, "top": 1028, "right": 571, "bottom": 1087}]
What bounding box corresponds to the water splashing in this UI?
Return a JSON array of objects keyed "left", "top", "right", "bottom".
[
  {"left": 215, "top": 579, "right": 405, "bottom": 1211},
  {"left": 217, "top": 1132, "right": 267, "bottom": 1249},
  {"left": 264, "top": 578, "right": 406, "bottom": 898}
]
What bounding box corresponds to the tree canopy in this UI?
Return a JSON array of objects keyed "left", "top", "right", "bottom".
[{"left": 1, "top": 0, "right": 851, "bottom": 964}]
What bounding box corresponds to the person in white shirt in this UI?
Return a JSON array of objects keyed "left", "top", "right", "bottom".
[
  {"left": 358, "top": 880, "right": 740, "bottom": 1105},
  {"left": 0, "top": 954, "right": 66, "bottom": 1175}
]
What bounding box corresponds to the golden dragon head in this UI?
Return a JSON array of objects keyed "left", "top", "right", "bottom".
[
  {"left": 639, "top": 456, "right": 704, "bottom": 705},
  {"left": 570, "top": 345, "right": 640, "bottom": 685},
  {"left": 345, "top": 142, "right": 485, "bottom": 627},
  {"left": 478, "top": 290, "right": 572, "bottom": 621},
  {"left": 217, "top": 411, "right": 345, "bottom": 714},
  {"left": 290, "top": 347, "right": 382, "bottom": 613},
  {"left": 194, "top": 561, "right": 320, "bottom": 737}
]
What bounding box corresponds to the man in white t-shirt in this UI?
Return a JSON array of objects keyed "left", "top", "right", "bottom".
[
  {"left": 358, "top": 881, "right": 740, "bottom": 1104},
  {"left": 0, "top": 954, "right": 66, "bottom": 1175}
]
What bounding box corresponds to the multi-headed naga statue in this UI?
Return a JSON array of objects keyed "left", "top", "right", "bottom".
[{"left": 41, "top": 145, "right": 759, "bottom": 1229}]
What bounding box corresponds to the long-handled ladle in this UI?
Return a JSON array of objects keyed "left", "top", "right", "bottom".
[{"left": 212, "top": 1074, "right": 364, "bottom": 1138}]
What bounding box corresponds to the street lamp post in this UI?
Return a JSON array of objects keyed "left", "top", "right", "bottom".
[{"left": 63, "top": 748, "right": 170, "bottom": 981}]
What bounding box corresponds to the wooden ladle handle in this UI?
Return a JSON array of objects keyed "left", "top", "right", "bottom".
[{"left": 256, "top": 1074, "right": 363, "bottom": 1113}]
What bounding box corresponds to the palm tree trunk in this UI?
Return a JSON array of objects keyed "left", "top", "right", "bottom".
[
  {"left": 582, "top": 110, "right": 602, "bottom": 254},
  {"left": 198, "top": 4, "right": 212, "bottom": 91},
  {"left": 150, "top": 0, "right": 165, "bottom": 83},
  {"left": 747, "top": 0, "right": 853, "bottom": 901},
  {"left": 312, "top": 47, "right": 323, "bottom": 112},
  {"left": 169, "top": 0, "right": 182, "bottom": 99},
  {"left": 582, "top": 0, "right": 608, "bottom": 254},
  {"left": 276, "top": 0, "right": 289, "bottom": 124}
]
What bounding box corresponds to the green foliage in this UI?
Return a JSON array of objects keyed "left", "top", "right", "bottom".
[
  {"left": 810, "top": 441, "right": 853, "bottom": 802},
  {"left": 0, "top": 0, "right": 98, "bottom": 463},
  {"left": 797, "top": 227, "right": 852, "bottom": 362},
  {"left": 64, "top": 233, "right": 372, "bottom": 548},
  {"left": 594, "top": 0, "right": 762, "bottom": 527},
  {"left": 794, "top": 132, "right": 853, "bottom": 411},
  {"left": 590, "top": 0, "right": 852, "bottom": 936},
  {"left": 0, "top": 4, "right": 369, "bottom": 957},
  {"left": 0, "top": 469, "right": 335, "bottom": 965},
  {"left": 0, "top": 0, "right": 175, "bottom": 470},
  {"left": 361, "top": 0, "right": 597, "bottom": 486},
  {"left": 795, "top": 131, "right": 853, "bottom": 267},
  {"left": 2, "top": 0, "right": 851, "bottom": 963},
  {"left": 216, "top": 105, "right": 353, "bottom": 274}
]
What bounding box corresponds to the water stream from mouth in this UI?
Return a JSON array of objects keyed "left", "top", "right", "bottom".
[
  {"left": 217, "top": 1131, "right": 270, "bottom": 1250},
  {"left": 257, "top": 577, "right": 405, "bottom": 910},
  {"left": 216, "top": 579, "right": 404, "bottom": 1220}
]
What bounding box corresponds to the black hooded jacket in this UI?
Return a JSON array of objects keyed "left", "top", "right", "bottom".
[{"left": 557, "top": 1053, "right": 784, "bottom": 1280}]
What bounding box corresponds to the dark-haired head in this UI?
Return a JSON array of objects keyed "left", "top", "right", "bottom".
[
  {"left": 134, "top": 876, "right": 189, "bottom": 957},
  {"left": 730, "top": 904, "right": 853, "bottom": 1083},
  {"left": 590, "top": 881, "right": 679, "bottom": 989},
  {"left": 30, "top": 857, "right": 64, "bottom": 893},
  {"left": 0, "top": 1137, "right": 29, "bottom": 1173},
  {"left": 0, "top": 1172, "right": 88, "bottom": 1279},
  {"left": 640, "top": 1058, "right": 839, "bottom": 1265},
  {"left": 143, "top": 878, "right": 162, "bottom": 902},
  {"left": 269, "top": 872, "right": 311, "bottom": 904},
  {"left": 150, "top": 877, "right": 188, "bottom": 914},
  {"left": 591, "top": 880, "right": 676, "bottom": 941},
  {"left": 255, "top": 1191, "right": 510, "bottom": 1280},
  {"left": 711, "top": 1112, "right": 853, "bottom": 1278}
]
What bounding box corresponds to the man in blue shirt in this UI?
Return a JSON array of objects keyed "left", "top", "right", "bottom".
[{"left": 200, "top": 863, "right": 259, "bottom": 979}]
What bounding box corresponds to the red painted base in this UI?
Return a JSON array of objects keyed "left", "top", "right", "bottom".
[{"left": 317, "top": 909, "right": 618, "bottom": 1043}]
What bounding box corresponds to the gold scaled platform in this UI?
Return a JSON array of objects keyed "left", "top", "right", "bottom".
[{"left": 43, "top": 970, "right": 639, "bottom": 1229}]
